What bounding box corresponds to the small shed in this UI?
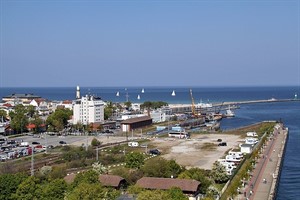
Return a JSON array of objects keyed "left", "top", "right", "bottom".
[
  {"left": 136, "top": 177, "right": 201, "bottom": 199},
  {"left": 121, "top": 116, "right": 152, "bottom": 132},
  {"left": 99, "top": 174, "right": 127, "bottom": 189}
]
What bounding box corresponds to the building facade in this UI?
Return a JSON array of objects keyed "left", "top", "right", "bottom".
[{"left": 73, "top": 95, "right": 105, "bottom": 125}]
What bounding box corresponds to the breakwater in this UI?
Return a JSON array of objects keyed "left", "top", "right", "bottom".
[{"left": 169, "top": 98, "right": 299, "bottom": 114}]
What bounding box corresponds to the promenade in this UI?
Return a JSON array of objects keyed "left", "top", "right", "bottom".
[{"left": 236, "top": 124, "right": 288, "bottom": 200}]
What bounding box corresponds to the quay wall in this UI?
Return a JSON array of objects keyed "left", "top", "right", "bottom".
[{"left": 269, "top": 128, "right": 289, "bottom": 200}]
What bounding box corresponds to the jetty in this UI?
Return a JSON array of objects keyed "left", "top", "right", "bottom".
[
  {"left": 236, "top": 123, "right": 288, "bottom": 200},
  {"left": 215, "top": 98, "right": 300, "bottom": 107},
  {"left": 169, "top": 98, "right": 299, "bottom": 114}
]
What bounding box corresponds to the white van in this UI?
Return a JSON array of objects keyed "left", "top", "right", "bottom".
[{"left": 128, "top": 142, "right": 139, "bottom": 147}]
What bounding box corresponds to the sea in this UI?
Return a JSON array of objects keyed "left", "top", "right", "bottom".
[{"left": 0, "top": 86, "right": 299, "bottom": 199}]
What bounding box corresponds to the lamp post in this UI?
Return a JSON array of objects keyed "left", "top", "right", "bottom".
[{"left": 237, "top": 187, "right": 240, "bottom": 200}]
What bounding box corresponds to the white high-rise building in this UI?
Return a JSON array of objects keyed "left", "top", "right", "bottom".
[{"left": 73, "top": 94, "right": 105, "bottom": 125}]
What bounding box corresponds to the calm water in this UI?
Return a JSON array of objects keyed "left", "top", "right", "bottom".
[{"left": 1, "top": 86, "right": 299, "bottom": 199}]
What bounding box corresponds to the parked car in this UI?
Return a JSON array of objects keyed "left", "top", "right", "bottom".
[
  {"left": 217, "top": 139, "right": 222, "bottom": 142},
  {"left": 32, "top": 141, "right": 40, "bottom": 145},
  {"left": 149, "top": 149, "right": 161, "bottom": 155},
  {"left": 59, "top": 141, "right": 67, "bottom": 144},
  {"left": 218, "top": 142, "right": 227, "bottom": 146}
]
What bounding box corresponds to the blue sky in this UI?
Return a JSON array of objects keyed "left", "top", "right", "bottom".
[{"left": 1, "top": 0, "right": 299, "bottom": 87}]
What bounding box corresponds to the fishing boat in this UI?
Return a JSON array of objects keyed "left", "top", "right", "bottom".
[{"left": 171, "top": 90, "right": 176, "bottom": 96}]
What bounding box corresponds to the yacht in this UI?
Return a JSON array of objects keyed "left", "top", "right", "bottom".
[
  {"left": 141, "top": 88, "right": 145, "bottom": 93},
  {"left": 116, "top": 91, "right": 120, "bottom": 97},
  {"left": 137, "top": 94, "right": 140, "bottom": 100},
  {"left": 171, "top": 90, "right": 176, "bottom": 96}
]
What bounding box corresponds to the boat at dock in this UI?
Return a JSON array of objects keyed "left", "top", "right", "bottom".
[{"left": 224, "top": 109, "right": 235, "bottom": 117}]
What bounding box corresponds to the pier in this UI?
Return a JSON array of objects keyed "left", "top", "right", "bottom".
[
  {"left": 236, "top": 123, "right": 288, "bottom": 200},
  {"left": 169, "top": 98, "right": 299, "bottom": 114}
]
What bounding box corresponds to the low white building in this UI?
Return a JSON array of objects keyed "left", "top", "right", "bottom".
[{"left": 240, "top": 144, "right": 254, "bottom": 154}]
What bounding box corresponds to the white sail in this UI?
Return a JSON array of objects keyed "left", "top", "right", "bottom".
[
  {"left": 116, "top": 91, "right": 120, "bottom": 97},
  {"left": 171, "top": 90, "right": 176, "bottom": 96},
  {"left": 137, "top": 94, "right": 140, "bottom": 100},
  {"left": 141, "top": 88, "right": 145, "bottom": 93}
]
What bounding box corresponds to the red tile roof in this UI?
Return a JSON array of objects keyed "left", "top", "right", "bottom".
[{"left": 136, "top": 177, "right": 200, "bottom": 192}]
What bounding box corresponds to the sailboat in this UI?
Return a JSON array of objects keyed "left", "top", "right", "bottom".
[
  {"left": 171, "top": 90, "right": 176, "bottom": 96},
  {"left": 116, "top": 91, "right": 120, "bottom": 97},
  {"left": 141, "top": 88, "right": 145, "bottom": 93},
  {"left": 137, "top": 94, "right": 141, "bottom": 100}
]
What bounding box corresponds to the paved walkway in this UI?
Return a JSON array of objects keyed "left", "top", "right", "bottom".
[{"left": 236, "top": 124, "right": 288, "bottom": 200}]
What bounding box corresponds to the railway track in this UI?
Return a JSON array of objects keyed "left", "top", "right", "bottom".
[{"left": 1, "top": 153, "right": 62, "bottom": 174}]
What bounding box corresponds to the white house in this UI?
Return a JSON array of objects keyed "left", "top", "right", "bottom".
[{"left": 73, "top": 95, "right": 105, "bottom": 125}]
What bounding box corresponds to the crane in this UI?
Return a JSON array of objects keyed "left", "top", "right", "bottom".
[{"left": 190, "top": 89, "right": 196, "bottom": 117}]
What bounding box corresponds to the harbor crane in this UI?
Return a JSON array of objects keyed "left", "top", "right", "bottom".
[{"left": 190, "top": 89, "right": 197, "bottom": 117}]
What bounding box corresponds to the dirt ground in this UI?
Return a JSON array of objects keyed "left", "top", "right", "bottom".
[{"left": 150, "top": 134, "right": 243, "bottom": 170}]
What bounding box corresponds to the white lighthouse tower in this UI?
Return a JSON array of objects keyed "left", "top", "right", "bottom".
[{"left": 76, "top": 85, "right": 80, "bottom": 99}]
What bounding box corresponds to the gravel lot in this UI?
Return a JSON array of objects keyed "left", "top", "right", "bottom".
[{"left": 150, "top": 133, "right": 243, "bottom": 170}]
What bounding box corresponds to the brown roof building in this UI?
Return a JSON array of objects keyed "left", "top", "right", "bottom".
[
  {"left": 121, "top": 116, "right": 152, "bottom": 132},
  {"left": 136, "top": 177, "right": 201, "bottom": 199},
  {"left": 99, "top": 174, "right": 127, "bottom": 189},
  {"left": 64, "top": 173, "right": 126, "bottom": 189}
]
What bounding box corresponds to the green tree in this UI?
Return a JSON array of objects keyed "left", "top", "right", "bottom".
[
  {"left": 112, "top": 168, "right": 143, "bottom": 185},
  {"left": 0, "top": 109, "right": 7, "bottom": 120},
  {"left": 30, "top": 114, "right": 44, "bottom": 133},
  {"left": 12, "top": 176, "right": 42, "bottom": 200},
  {"left": 168, "top": 187, "right": 188, "bottom": 200},
  {"left": 178, "top": 168, "right": 212, "bottom": 194},
  {"left": 9, "top": 104, "right": 28, "bottom": 134},
  {"left": 48, "top": 166, "right": 67, "bottom": 180},
  {"left": 46, "top": 108, "right": 72, "bottom": 132},
  {"left": 137, "top": 190, "right": 170, "bottom": 200},
  {"left": 211, "top": 161, "right": 229, "bottom": 183},
  {"left": 142, "top": 158, "right": 183, "bottom": 178},
  {"left": 167, "top": 159, "right": 185, "bottom": 178},
  {"left": 104, "top": 101, "right": 115, "bottom": 120},
  {"left": 124, "top": 101, "right": 132, "bottom": 110},
  {"left": 91, "top": 137, "right": 101, "bottom": 147},
  {"left": 125, "top": 152, "right": 145, "bottom": 169},
  {"left": 71, "top": 170, "right": 99, "bottom": 188},
  {"left": 142, "top": 157, "right": 169, "bottom": 177},
  {"left": 40, "top": 179, "right": 67, "bottom": 200},
  {"left": 0, "top": 173, "right": 28, "bottom": 200},
  {"left": 39, "top": 166, "right": 52, "bottom": 177},
  {"left": 26, "top": 105, "right": 36, "bottom": 118},
  {"left": 66, "top": 183, "right": 120, "bottom": 200}
]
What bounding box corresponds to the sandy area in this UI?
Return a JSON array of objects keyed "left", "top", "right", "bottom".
[
  {"left": 69, "top": 133, "right": 243, "bottom": 170},
  {"left": 150, "top": 134, "right": 242, "bottom": 170}
]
